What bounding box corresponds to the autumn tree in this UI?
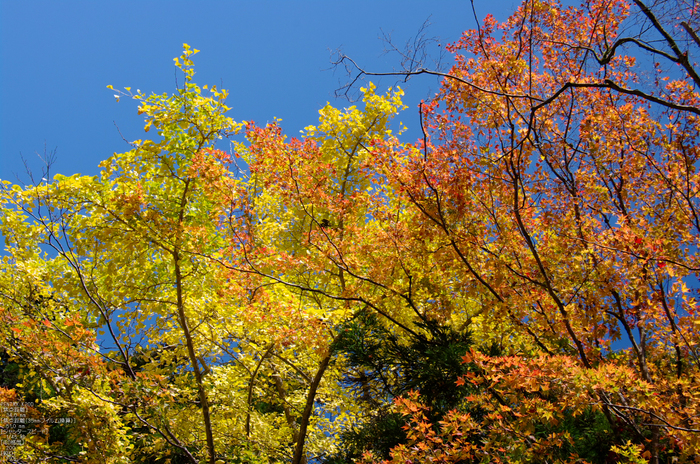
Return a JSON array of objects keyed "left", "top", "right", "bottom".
[
  {"left": 228, "top": 73, "right": 507, "bottom": 461},
  {"left": 0, "top": 46, "right": 365, "bottom": 463},
  {"left": 330, "top": 0, "right": 700, "bottom": 462}
]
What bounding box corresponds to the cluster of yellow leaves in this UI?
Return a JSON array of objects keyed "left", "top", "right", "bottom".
[{"left": 1, "top": 43, "right": 407, "bottom": 463}]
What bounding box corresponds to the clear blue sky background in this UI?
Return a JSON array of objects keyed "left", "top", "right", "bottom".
[{"left": 1, "top": 1, "right": 525, "bottom": 182}]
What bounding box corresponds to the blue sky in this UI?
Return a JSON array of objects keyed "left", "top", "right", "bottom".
[{"left": 0, "top": 1, "right": 527, "bottom": 183}]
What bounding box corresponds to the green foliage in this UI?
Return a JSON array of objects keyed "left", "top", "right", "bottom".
[
  {"left": 325, "top": 311, "right": 473, "bottom": 462},
  {"left": 334, "top": 311, "right": 473, "bottom": 413},
  {"left": 0, "top": 349, "right": 19, "bottom": 390},
  {"left": 324, "top": 412, "right": 406, "bottom": 464}
]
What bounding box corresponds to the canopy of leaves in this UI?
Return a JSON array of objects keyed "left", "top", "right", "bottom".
[{"left": 2, "top": 1, "right": 700, "bottom": 463}]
